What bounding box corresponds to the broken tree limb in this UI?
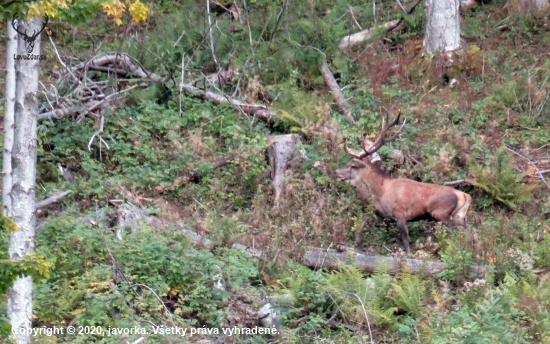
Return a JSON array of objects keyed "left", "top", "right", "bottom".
[
  {"left": 36, "top": 190, "right": 72, "bottom": 210},
  {"left": 267, "top": 134, "right": 301, "bottom": 209},
  {"left": 70, "top": 53, "right": 162, "bottom": 82},
  {"left": 320, "top": 61, "right": 356, "bottom": 125},
  {"left": 339, "top": 19, "right": 401, "bottom": 50},
  {"left": 303, "top": 249, "right": 488, "bottom": 276},
  {"left": 179, "top": 83, "right": 273, "bottom": 123}
]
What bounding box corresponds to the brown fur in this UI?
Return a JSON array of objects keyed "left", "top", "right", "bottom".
[{"left": 335, "top": 158, "right": 472, "bottom": 253}]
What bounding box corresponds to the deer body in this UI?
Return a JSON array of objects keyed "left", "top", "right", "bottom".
[{"left": 335, "top": 114, "right": 472, "bottom": 253}]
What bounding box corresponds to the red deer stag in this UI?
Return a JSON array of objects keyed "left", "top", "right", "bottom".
[{"left": 334, "top": 114, "right": 472, "bottom": 254}]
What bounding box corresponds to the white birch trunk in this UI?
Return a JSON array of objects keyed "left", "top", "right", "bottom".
[
  {"left": 8, "top": 17, "right": 43, "bottom": 344},
  {"left": 507, "top": 0, "right": 550, "bottom": 14},
  {"left": 423, "top": 0, "right": 461, "bottom": 56},
  {"left": 3, "top": 21, "right": 18, "bottom": 214}
]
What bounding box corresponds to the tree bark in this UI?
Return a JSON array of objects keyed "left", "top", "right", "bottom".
[
  {"left": 8, "top": 17, "right": 42, "bottom": 344},
  {"left": 267, "top": 134, "right": 301, "bottom": 209},
  {"left": 424, "top": 0, "right": 461, "bottom": 55},
  {"left": 506, "top": 0, "right": 550, "bottom": 15},
  {"left": 3, "top": 21, "right": 17, "bottom": 215}
]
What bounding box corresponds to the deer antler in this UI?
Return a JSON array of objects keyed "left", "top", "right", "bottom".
[
  {"left": 11, "top": 14, "right": 49, "bottom": 39},
  {"left": 11, "top": 14, "right": 26, "bottom": 36},
  {"left": 362, "top": 110, "right": 406, "bottom": 155},
  {"left": 343, "top": 138, "right": 369, "bottom": 159},
  {"left": 28, "top": 15, "right": 49, "bottom": 40}
]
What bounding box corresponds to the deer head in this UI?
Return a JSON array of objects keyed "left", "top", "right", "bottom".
[
  {"left": 12, "top": 14, "right": 49, "bottom": 54},
  {"left": 335, "top": 112, "right": 405, "bottom": 183}
]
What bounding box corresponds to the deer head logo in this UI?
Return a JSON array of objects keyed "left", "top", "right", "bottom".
[{"left": 11, "top": 14, "right": 49, "bottom": 54}]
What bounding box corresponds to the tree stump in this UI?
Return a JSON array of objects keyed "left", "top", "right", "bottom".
[{"left": 267, "top": 134, "right": 302, "bottom": 209}]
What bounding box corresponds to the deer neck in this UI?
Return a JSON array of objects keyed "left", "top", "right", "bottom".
[{"left": 355, "top": 168, "right": 388, "bottom": 205}]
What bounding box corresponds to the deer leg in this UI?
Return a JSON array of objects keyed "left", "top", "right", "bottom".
[
  {"left": 396, "top": 219, "right": 410, "bottom": 254},
  {"left": 355, "top": 216, "right": 370, "bottom": 246},
  {"left": 354, "top": 214, "right": 382, "bottom": 246}
]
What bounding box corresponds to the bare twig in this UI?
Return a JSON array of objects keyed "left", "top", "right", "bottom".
[
  {"left": 128, "top": 283, "right": 176, "bottom": 326},
  {"left": 533, "top": 144, "right": 550, "bottom": 151},
  {"left": 88, "top": 114, "right": 109, "bottom": 154},
  {"left": 353, "top": 293, "right": 374, "bottom": 344},
  {"left": 348, "top": 6, "right": 363, "bottom": 30},
  {"left": 504, "top": 146, "right": 550, "bottom": 190},
  {"left": 206, "top": 0, "right": 219, "bottom": 67},
  {"left": 48, "top": 35, "right": 96, "bottom": 96}
]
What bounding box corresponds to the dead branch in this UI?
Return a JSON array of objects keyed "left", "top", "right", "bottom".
[
  {"left": 36, "top": 190, "right": 72, "bottom": 210},
  {"left": 88, "top": 114, "right": 109, "bottom": 154},
  {"left": 504, "top": 146, "right": 550, "bottom": 190},
  {"left": 444, "top": 179, "right": 467, "bottom": 186},
  {"left": 339, "top": 19, "right": 401, "bottom": 50},
  {"left": 70, "top": 53, "right": 162, "bottom": 82},
  {"left": 179, "top": 82, "right": 273, "bottom": 122},
  {"left": 303, "top": 249, "right": 488, "bottom": 276},
  {"left": 320, "top": 61, "right": 356, "bottom": 125}
]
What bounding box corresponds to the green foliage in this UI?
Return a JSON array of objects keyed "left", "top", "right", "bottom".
[
  {"left": 326, "top": 266, "right": 398, "bottom": 329},
  {"left": 387, "top": 274, "right": 426, "bottom": 318},
  {"left": 468, "top": 150, "right": 536, "bottom": 211},
  {"left": 32, "top": 217, "right": 259, "bottom": 331},
  {"left": 427, "top": 274, "right": 530, "bottom": 343}
]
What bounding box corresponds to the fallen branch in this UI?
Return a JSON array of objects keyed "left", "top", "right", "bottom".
[
  {"left": 443, "top": 179, "right": 467, "bottom": 186},
  {"left": 179, "top": 83, "right": 273, "bottom": 122},
  {"left": 320, "top": 61, "right": 356, "bottom": 125},
  {"left": 339, "top": 19, "right": 401, "bottom": 50},
  {"left": 37, "top": 83, "right": 144, "bottom": 122},
  {"left": 70, "top": 53, "right": 162, "bottom": 82},
  {"left": 36, "top": 190, "right": 72, "bottom": 210},
  {"left": 504, "top": 146, "right": 550, "bottom": 190},
  {"left": 303, "top": 249, "right": 488, "bottom": 276}
]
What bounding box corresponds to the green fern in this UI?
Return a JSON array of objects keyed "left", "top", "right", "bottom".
[
  {"left": 326, "top": 265, "right": 399, "bottom": 328},
  {"left": 387, "top": 274, "right": 426, "bottom": 317},
  {"left": 468, "top": 150, "right": 536, "bottom": 210}
]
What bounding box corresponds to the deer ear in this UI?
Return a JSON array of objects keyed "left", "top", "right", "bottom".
[{"left": 352, "top": 159, "right": 367, "bottom": 168}]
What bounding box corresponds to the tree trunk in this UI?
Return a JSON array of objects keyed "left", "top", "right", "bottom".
[
  {"left": 3, "top": 21, "right": 17, "bottom": 215},
  {"left": 267, "top": 134, "right": 301, "bottom": 209},
  {"left": 506, "top": 0, "right": 550, "bottom": 15},
  {"left": 8, "top": 16, "right": 43, "bottom": 344},
  {"left": 424, "top": 0, "right": 461, "bottom": 55}
]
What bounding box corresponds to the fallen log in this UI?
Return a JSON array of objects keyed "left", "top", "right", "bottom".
[
  {"left": 267, "top": 134, "right": 302, "bottom": 209},
  {"left": 320, "top": 61, "right": 356, "bottom": 125},
  {"left": 339, "top": 19, "right": 401, "bottom": 50},
  {"left": 303, "top": 249, "right": 488, "bottom": 276}
]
